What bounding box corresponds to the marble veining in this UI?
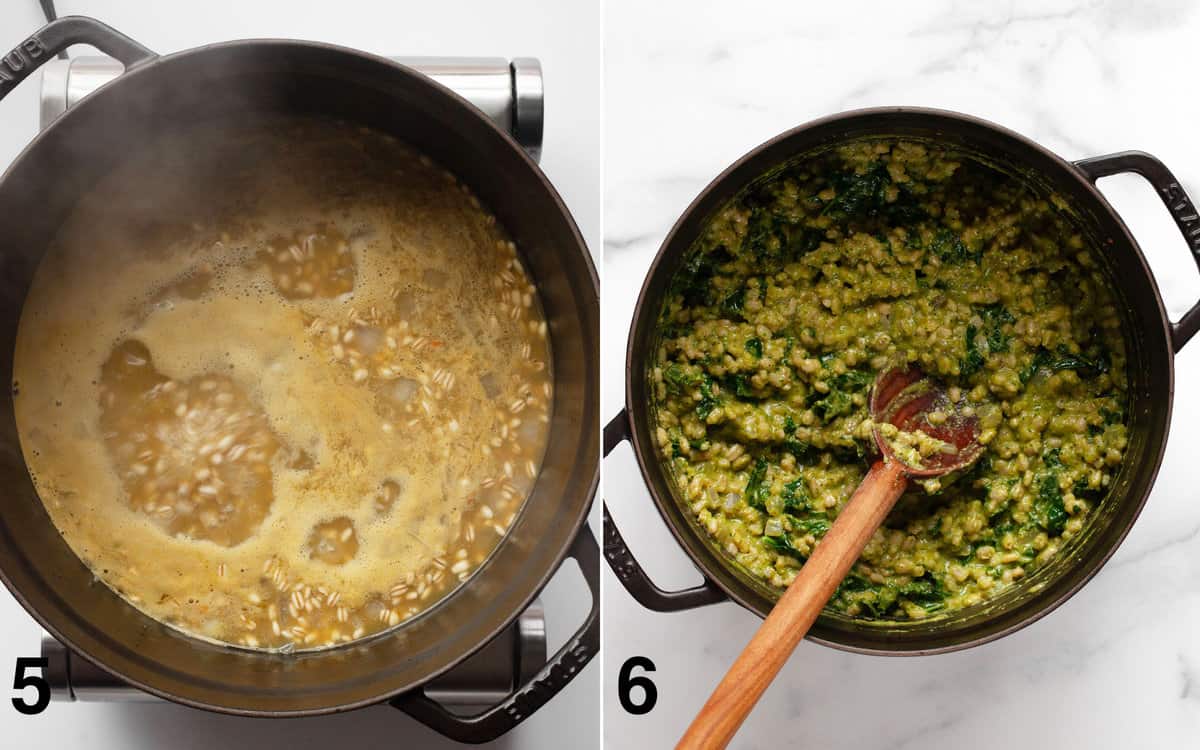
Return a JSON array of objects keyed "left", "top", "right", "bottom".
[{"left": 603, "top": 1, "right": 1200, "bottom": 747}]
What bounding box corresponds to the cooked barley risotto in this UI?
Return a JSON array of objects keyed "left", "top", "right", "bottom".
[
  {"left": 651, "top": 139, "right": 1128, "bottom": 620},
  {"left": 14, "top": 117, "right": 551, "bottom": 651}
]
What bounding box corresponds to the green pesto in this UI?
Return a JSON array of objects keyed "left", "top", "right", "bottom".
[{"left": 650, "top": 139, "right": 1129, "bottom": 621}]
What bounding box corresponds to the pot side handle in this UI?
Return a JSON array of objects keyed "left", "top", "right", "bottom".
[
  {"left": 603, "top": 409, "right": 727, "bottom": 611},
  {"left": 1074, "top": 151, "right": 1200, "bottom": 352},
  {"left": 390, "top": 525, "right": 599, "bottom": 744},
  {"left": 0, "top": 16, "right": 154, "bottom": 103}
]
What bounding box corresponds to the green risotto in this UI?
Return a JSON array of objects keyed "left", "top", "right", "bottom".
[{"left": 650, "top": 139, "right": 1129, "bottom": 620}]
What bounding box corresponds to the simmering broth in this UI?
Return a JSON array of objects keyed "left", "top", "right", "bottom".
[{"left": 13, "top": 117, "right": 552, "bottom": 651}]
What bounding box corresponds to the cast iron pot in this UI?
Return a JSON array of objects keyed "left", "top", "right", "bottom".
[
  {"left": 604, "top": 106, "right": 1199, "bottom": 655},
  {"left": 0, "top": 16, "right": 599, "bottom": 742}
]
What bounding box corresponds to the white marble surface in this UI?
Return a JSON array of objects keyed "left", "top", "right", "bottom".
[
  {"left": 603, "top": 1, "right": 1200, "bottom": 747},
  {"left": 0, "top": 1, "right": 600, "bottom": 748}
]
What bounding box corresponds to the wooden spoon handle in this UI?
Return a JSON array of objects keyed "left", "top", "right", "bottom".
[{"left": 676, "top": 459, "right": 908, "bottom": 750}]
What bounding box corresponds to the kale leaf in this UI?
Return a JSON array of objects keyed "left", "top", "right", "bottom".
[
  {"left": 662, "top": 363, "right": 697, "bottom": 395},
  {"left": 929, "top": 226, "right": 980, "bottom": 264},
  {"left": 782, "top": 334, "right": 797, "bottom": 359},
  {"left": 835, "top": 574, "right": 899, "bottom": 618},
  {"left": 763, "top": 533, "right": 806, "bottom": 562},
  {"left": 663, "top": 366, "right": 732, "bottom": 423},
  {"left": 780, "top": 414, "right": 811, "bottom": 460},
  {"left": 781, "top": 476, "right": 811, "bottom": 515},
  {"left": 1043, "top": 447, "right": 1064, "bottom": 470},
  {"left": 810, "top": 368, "right": 873, "bottom": 422},
  {"left": 671, "top": 245, "right": 731, "bottom": 307},
  {"left": 739, "top": 191, "right": 825, "bottom": 270},
  {"left": 859, "top": 588, "right": 901, "bottom": 618},
  {"left": 1033, "top": 463, "right": 1068, "bottom": 536},
  {"left": 791, "top": 515, "right": 831, "bottom": 536},
  {"left": 720, "top": 373, "right": 757, "bottom": 399},
  {"left": 819, "top": 164, "right": 926, "bottom": 224},
  {"left": 786, "top": 227, "right": 826, "bottom": 256},
  {"left": 781, "top": 438, "right": 812, "bottom": 459},
  {"left": 1020, "top": 344, "right": 1110, "bottom": 384},
  {"left": 830, "top": 369, "right": 874, "bottom": 391},
  {"left": 745, "top": 337, "right": 763, "bottom": 358},
  {"left": 835, "top": 572, "right": 873, "bottom": 597},
  {"left": 744, "top": 457, "right": 770, "bottom": 512},
  {"left": 961, "top": 304, "right": 1015, "bottom": 377},
  {"left": 898, "top": 572, "right": 946, "bottom": 612},
  {"left": 664, "top": 367, "right": 723, "bottom": 421},
  {"left": 979, "top": 304, "right": 1015, "bottom": 353},
  {"left": 1072, "top": 476, "right": 1106, "bottom": 502},
  {"left": 812, "top": 390, "right": 854, "bottom": 422},
  {"left": 695, "top": 376, "right": 721, "bottom": 420},
  {"left": 960, "top": 323, "right": 985, "bottom": 378},
  {"left": 821, "top": 167, "right": 888, "bottom": 220},
  {"left": 719, "top": 286, "right": 747, "bottom": 321},
  {"left": 742, "top": 205, "right": 790, "bottom": 261}
]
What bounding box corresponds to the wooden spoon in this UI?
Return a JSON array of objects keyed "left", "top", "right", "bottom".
[{"left": 676, "top": 365, "right": 984, "bottom": 750}]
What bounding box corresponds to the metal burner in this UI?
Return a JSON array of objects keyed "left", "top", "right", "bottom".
[
  {"left": 39, "top": 54, "right": 544, "bottom": 159},
  {"left": 41, "top": 601, "right": 547, "bottom": 710}
]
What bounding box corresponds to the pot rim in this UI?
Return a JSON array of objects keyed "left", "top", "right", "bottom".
[
  {"left": 622, "top": 105, "right": 1174, "bottom": 655},
  {"left": 0, "top": 35, "right": 599, "bottom": 713}
]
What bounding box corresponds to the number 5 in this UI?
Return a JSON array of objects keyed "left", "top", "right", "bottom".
[{"left": 12, "top": 657, "right": 49, "bottom": 715}]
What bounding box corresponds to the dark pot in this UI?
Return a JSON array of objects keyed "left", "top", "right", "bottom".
[
  {"left": 604, "top": 106, "right": 1198, "bottom": 655},
  {"left": 0, "top": 16, "right": 599, "bottom": 742}
]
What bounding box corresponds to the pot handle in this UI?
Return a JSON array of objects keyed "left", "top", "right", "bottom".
[
  {"left": 1074, "top": 150, "right": 1200, "bottom": 351},
  {"left": 390, "top": 525, "right": 599, "bottom": 744},
  {"left": 0, "top": 16, "right": 154, "bottom": 103},
  {"left": 602, "top": 409, "right": 727, "bottom": 611}
]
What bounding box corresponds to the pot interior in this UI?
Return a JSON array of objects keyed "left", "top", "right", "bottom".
[
  {"left": 0, "top": 42, "right": 597, "bottom": 712},
  {"left": 627, "top": 108, "right": 1170, "bottom": 653}
]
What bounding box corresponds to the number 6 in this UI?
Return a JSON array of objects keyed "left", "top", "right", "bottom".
[{"left": 617, "top": 656, "right": 657, "bottom": 715}]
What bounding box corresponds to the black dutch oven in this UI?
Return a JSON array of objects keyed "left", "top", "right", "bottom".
[
  {"left": 604, "top": 106, "right": 1199, "bottom": 655},
  {"left": 0, "top": 16, "right": 598, "bottom": 742}
]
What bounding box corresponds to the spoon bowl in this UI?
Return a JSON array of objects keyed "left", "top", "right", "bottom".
[{"left": 870, "top": 365, "right": 984, "bottom": 477}]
